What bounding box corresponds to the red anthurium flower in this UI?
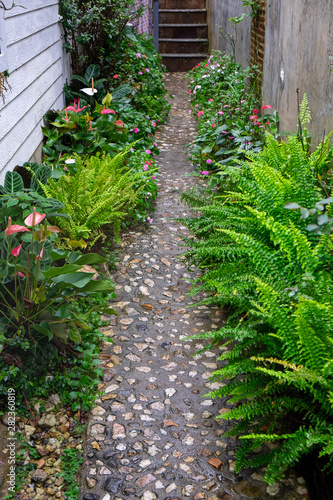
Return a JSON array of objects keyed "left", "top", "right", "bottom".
[
  {"left": 5, "top": 217, "right": 30, "bottom": 236},
  {"left": 11, "top": 243, "right": 23, "bottom": 257},
  {"left": 24, "top": 207, "right": 46, "bottom": 227},
  {"left": 65, "top": 100, "right": 86, "bottom": 113},
  {"left": 253, "top": 109, "right": 259, "bottom": 114},
  {"left": 101, "top": 108, "right": 116, "bottom": 115},
  {"left": 62, "top": 110, "right": 70, "bottom": 124},
  {"left": 261, "top": 101, "right": 273, "bottom": 110},
  {"left": 36, "top": 248, "right": 44, "bottom": 260},
  {"left": 115, "top": 120, "right": 124, "bottom": 127}
]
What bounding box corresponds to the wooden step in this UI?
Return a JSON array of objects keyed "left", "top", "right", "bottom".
[
  {"left": 159, "top": 24, "right": 208, "bottom": 39},
  {"left": 159, "top": 0, "right": 206, "bottom": 8},
  {"left": 159, "top": 9, "right": 207, "bottom": 24},
  {"left": 159, "top": 38, "right": 208, "bottom": 54},
  {"left": 162, "top": 53, "right": 207, "bottom": 72}
]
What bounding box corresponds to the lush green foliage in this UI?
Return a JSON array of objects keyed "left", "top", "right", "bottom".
[
  {"left": 40, "top": 150, "right": 157, "bottom": 245},
  {"left": 59, "top": 0, "right": 143, "bottom": 77},
  {"left": 187, "top": 52, "right": 278, "bottom": 175},
  {"left": 0, "top": 291, "right": 113, "bottom": 413},
  {"left": 181, "top": 125, "right": 333, "bottom": 483}
]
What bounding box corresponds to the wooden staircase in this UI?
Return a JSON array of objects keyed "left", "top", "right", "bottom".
[{"left": 159, "top": 0, "right": 208, "bottom": 72}]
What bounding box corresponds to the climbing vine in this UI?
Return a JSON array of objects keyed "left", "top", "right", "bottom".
[{"left": 229, "top": 0, "right": 261, "bottom": 24}]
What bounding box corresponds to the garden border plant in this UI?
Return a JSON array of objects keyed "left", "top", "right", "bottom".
[
  {"left": 181, "top": 71, "right": 333, "bottom": 488},
  {"left": 0, "top": 3, "right": 171, "bottom": 498}
]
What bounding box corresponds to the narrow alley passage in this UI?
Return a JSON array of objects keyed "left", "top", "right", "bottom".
[{"left": 79, "top": 74, "right": 309, "bottom": 500}]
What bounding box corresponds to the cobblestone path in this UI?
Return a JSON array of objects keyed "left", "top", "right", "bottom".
[{"left": 79, "top": 74, "right": 309, "bottom": 500}]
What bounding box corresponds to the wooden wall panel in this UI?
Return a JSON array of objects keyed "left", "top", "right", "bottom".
[{"left": 0, "top": 0, "right": 71, "bottom": 180}]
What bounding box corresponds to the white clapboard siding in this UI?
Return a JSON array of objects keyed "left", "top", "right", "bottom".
[{"left": 0, "top": 0, "right": 71, "bottom": 182}]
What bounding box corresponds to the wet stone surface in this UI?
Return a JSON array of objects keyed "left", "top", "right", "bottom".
[{"left": 79, "top": 74, "right": 310, "bottom": 500}]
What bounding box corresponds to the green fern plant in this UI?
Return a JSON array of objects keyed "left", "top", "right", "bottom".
[
  {"left": 41, "top": 149, "right": 147, "bottom": 246},
  {"left": 181, "top": 124, "right": 333, "bottom": 483}
]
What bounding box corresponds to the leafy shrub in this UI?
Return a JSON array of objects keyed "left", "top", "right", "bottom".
[
  {"left": 40, "top": 149, "right": 156, "bottom": 245},
  {"left": 0, "top": 169, "right": 66, "bottom": 229},
  {"left": 59, "top": 0, "right": 144, "bottom": 77},
  {"left": 188, "top": 52, "right": 278, "bottom": 171},
  {"left": 181, "top": 128, "right": 333, "bottom": 483}
]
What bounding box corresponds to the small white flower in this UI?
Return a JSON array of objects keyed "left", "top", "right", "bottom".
[
  {"left": 81, "top": 88, "right": 98, "bottom": 96},
  {"left": 65, "top": 158, "right": 76, "bottom": 164}
]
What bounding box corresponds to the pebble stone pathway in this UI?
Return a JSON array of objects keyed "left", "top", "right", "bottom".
[{"left": 79, "top": 74, "right": 310, "bottom": 500}]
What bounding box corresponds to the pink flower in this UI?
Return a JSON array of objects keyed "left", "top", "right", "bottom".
[
  {"left": 217, "top": 111, "right": 224, "bottom": 115},
  {"left": 250, "top": 115, "right": 258, "bottom": 121},
  {"left": 134, "top": 127, "right": 139, "bottom": 133},
  {"left": 153, "top": 142, "right": 158, "bottom": 147},
  {"left": 206, "top": 159, "right": 212, "bottom": 164},
  {"left": 208, "top": 99, "right": 213, "bottom": 102},
  {"left": 101, "top": 108, "right": 116, "bottom": 114},
  {"left": 197, "top": 111, "right": 204, "bottom": 117},
  {"left": 115, "top": 120, "right": 124, "bottom": 127},
  {"left": 11, "top": 243, "right": 23, "bottom": 257},
  {"left": 147, "top": 217, "right": 153, "bottom": 223},
  {"left": 152, "top": 176, "right": 156, "bottom": 179},
  {"left": 261, "top": 101, "right": 273, "bottom": 110},
  {"left": 136, "top": 53, "right": 141, "bottom": 58},
  {"left": 24, "top": 208, "right": 46, "bottom": 227},
  {"left": 5, "top": 217, "right": 30, "bottom": 236},
  {"left": 212, "top": 124, "right": 216, "bottom": 127},
  {"left": 17, "top": 272, "right": 26, "bottom": 278},
  {"left": 113, "top": 74, "right": 119, "bottom": 79},
  {"left": 138, "top": 71, "right": 143, "bottom": 75},
  {"left": 145, "top": 149, "right": 151, "bottom": 154},
  {"left": 36, "top": 248, "right": 44, "bottom": 260},
  {"left": 253, "top": 109, "right": 259, "bottom": 114},
  {"left": 145, "top": 68, "right": 150, "bottom": 73},
  {"left": 151, "top": 121, "right": 156, "bottom": 127},
  {"left": 62, "top": 110, "right": 70, "bottom": 123},
  {"left": 139, "top": 30, "right": 142, "bottom": 34},
  {"left": 144, "top": 165, "right": 149, "bottom": 171},
  {"left": 65, "top": 100, "right": 86, "bottom": 113},
  {"left": 200, "top": 171, "right": 210, "bottom": 175},
  {"left": 223, "top": 105, "right": 231, "bottom": 108}
]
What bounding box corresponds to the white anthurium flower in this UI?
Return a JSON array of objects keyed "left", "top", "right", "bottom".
[
  {"left": 81, "top": 87, "right": 98, "bottom": 96},
  {"left": 65, "top": 158, "right": 76, "bottom": 164},
  {"left": 81, "top": 77, "right": 98, "bottom": 96}
]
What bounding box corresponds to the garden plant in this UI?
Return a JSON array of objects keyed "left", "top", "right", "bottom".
[
  {"left": 0, "top": 3, "right": 170, "bottom": 498},
  {"left": 182, "top": 67, "right": 333, "bottom": 486}
]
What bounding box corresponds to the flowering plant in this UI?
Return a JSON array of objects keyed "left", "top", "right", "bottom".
[
  {"left": 188, "top": 52, "right": 279, "bottom": 172},
  {"left": 0, "top": 207, "right": 115, "bottom": 352}
]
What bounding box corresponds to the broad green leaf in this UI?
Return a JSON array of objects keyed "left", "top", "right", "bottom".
[
  {"left": 51, "top": 272, "right": 93, "bottom": 288},
  {"left": 4, "top": 171, "right": 24, "bottom": 194},
  {"left": 68, "top": 326, "right": 82, "bottom": 343},
  {"left": 43, "top": 264, "right": 82, "bottom": 278},
  {"left": 84, "top": 64, "right": 100, "bottom": 83},
  {"left": 71, "top": 253, "right": 106, "bottom": 266},
  {"left": 78, "top": 280, "right": 115, "bottom": 294}
]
